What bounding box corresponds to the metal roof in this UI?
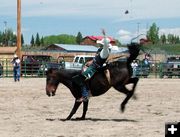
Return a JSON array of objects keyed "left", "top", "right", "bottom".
[
  {"left": 53, "top": 44, "right": 98, "bottom": 52},
  {"left": 46, "top": 44, "right": 128, "bottom": 54},
  {"left": 111, "top": 47, "right": 128, "bottom": 53}
]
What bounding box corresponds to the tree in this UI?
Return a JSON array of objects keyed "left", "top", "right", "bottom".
[
  {"left": 167, "top": 34, "right": 174, "bottom": 44},
  {"left": 175, "top": 35, "right": 180, "bottom": 44},
  {"left": 0, "top": 29, "right": 18, "bottom": 46},
  {"left": 30, "top": 35, "right": 35, "bottom": 47},
  {"left": 160, "top": 34, "right": 166, "bottom": 44},
  {"left": 21, "top": 34, "right": 24, "bottom": 46},
  {"left": 147, "top": 23, "right": 159, "bottom": 44},
  {"left": 177, "top": 36, "right": 180, "bottom": 44},
  {"left": 0, "top": 31, "right": 2, "bottom": 46},
  {"left": 43, "top": 34, "right": 77, "bottom": 45},
  {"left": 35, "top": 33, "right": 41, "bottom": 46},
  {"left": 115, "top": 39, "right": 121, "bottom": 46},
  {"left": 12, "top": 35, "right": 17, "bottom": 46},
  {"left": 76, "top": 32, "right": 83, "bottom": 44},
  {"left": 40, "top": 36, "right": 44, "bottom": 46}
]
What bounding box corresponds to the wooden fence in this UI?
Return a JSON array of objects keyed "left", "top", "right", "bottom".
[{"left": 0, "top": 51, "right": 180, "bottom": 78}]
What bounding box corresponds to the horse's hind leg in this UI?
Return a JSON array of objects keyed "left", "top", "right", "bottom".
[
  {"left": 114, "top": 77, "right": 139, "bottom": 112},
  {"left": 129, "top": 77, "right": 139, "bottom": 97},
  {"left": 66, "top": 101, "right": 82, "bottom": 120},
  {"left": 114, "top": 85, "right": 131, "bottom": 112}
]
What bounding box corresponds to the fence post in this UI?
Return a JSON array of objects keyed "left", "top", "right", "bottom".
[
  {"left": 5, "top": 59, "right": 8, "bottom": 77},
  {"left": 159, "top": 62, "right": 163, "bottom": 78}
]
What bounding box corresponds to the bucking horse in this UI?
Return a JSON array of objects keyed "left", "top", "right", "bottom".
[{"left": 46, "top": 42, "right": 140, "bottom": 120}]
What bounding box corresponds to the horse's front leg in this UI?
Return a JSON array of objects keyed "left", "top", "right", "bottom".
[
  {"left": 76, "top": 100, "right": 89, "bottom": 120},
  {"left": 66, "top": 101, "right": 82, "bottom": 120}
]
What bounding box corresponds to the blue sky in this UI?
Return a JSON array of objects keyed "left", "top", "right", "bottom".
[{"left": 0, "top": 0, "right": 180, "bottom": 44}]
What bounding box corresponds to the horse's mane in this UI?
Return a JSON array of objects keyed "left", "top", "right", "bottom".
[
  {"left": 57, "top": 69, "right": 81, "bottom": 79},
  {"left": 47, "top": 68, "right": 81, "bottom": 78}
]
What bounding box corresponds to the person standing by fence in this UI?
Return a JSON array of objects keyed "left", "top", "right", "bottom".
[
  {"left": 11, "top": 54, "right": 21, "bottom": 82},
  {"left": 131, "top": 60, "right": 138, "bottom": 77}
]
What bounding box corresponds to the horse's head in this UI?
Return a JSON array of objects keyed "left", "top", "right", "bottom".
[{"left": 46, "top": 68, "right": 59, "bottom": 97}]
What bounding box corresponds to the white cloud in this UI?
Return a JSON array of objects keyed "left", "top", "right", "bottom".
[
  {"left": 118, "top": 27, "right": 180, "bottom": 44},
  {"left": 117, "top": 29, "right": 147, "bottom": 43},
  {"left": 117, "top": 29, "right": 133, "bottom": 43},
  {"left": 118, "top": 29, "right": 132, "bottom": 36}
]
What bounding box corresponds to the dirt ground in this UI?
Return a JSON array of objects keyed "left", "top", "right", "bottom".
[{"left": 0, "top": 78, "right": 180, "bottom": 137}]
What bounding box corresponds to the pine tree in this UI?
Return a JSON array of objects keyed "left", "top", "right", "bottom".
[
  {"left": 35, "top": 33, "right": 41, "bottom": 46},
  {"left": 176, "top": 36, "right": 180, "bottom": 44},
  {"left": 160, "top": 34, "right": 166, "bottom": 44},
  {"left": 76, "top": 32, "right": 83, "bottom": 44},
  {"left": 21, "top": 34, "right": 24, "bottom": 46},
  {"left": 30, "top": 35, "right": 35, "bottom": 47},
  {"left": 12, "top": 35, "right": 17, "bottom": 46},
  {"left": 0, "top": 31, "right": 3, "bottom": 46},
  {"left": 40, "top": 36, "right": 44, "bottom": 46}
]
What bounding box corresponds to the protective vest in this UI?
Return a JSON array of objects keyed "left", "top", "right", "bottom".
[{"left": 92, "top": 54, "right": 107, "bottom": 68}]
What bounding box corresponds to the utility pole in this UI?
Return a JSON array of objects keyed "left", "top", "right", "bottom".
[
  {"left": 137, "top": 22, "right": 140, "bottom": 42},
  {"left": 17, "top": 0, "right": 21, "bottom": 58}
]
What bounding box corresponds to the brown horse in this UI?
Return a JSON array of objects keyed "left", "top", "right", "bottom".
[{"left": 46, "top": 43, "right": 140, "bottom": 120}]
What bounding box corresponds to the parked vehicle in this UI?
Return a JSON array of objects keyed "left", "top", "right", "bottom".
[
  {"left": 159, "top": 56, "right": 180, "bottom": 78},
  {"left": 61, "top": 55, "right": 94, "bottom": 70},
  {"left": 21, "top": 55, "right": 55, "bottom": 76},
  {"left": 38, "top": 62, "right": 64, "bottom": 76},
  {"left": 136, "top": 62, "right": 150, "bottom": 78}
]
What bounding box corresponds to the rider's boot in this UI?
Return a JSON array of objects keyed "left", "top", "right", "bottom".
[{"left": 76, "top": 83, "right": 89, "bottom": 102}]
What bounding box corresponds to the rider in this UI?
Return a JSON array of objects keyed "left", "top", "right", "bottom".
[{"left": 75, "top": 36, "right": 112, "bottom": 102}]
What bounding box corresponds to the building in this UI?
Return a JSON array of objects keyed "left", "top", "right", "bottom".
[
  {"left": 0, "top": 47, "right": 17, "bottom": 77},
  {"left": 0, "top": 47, "right": 17, "bottom": 59},
  {"left": 81, "top": 36, "right": 116, "bottom": 46}
]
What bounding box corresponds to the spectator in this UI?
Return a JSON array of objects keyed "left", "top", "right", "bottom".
[
  {"left": 11, "top": 54, "right": 21, "bottom": 82},
  {"left": 144, "top": 53, "right": 150, "bottom": 65},
  {"left": 59, "top": 57, "right": 65, "bottom": 69},
  {"left": 131, "top": 60, "right": 138, "bottom": 77}
]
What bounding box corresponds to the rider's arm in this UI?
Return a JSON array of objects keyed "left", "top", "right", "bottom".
[
  {"left": 100, "top": 37, "right": 110, "bottom": 59},
  {"left": 85, "top": 60, "right": 93, "bottom": 67}
]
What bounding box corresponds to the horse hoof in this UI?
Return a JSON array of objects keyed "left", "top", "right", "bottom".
[
  {"left": 121, "top": 105, "right": 125, "bottom": 113},
  {"left": 76, "top": 117, "right": 85, "bottom": 120},
  {"left": 66, "top": 117, "right": 71, "bottom": 120}
]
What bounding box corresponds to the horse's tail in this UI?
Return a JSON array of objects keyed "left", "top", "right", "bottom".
[
  {"left": 127, "top": 43, "right": 140, "bottom": 76},
  {"left": 127, "top": 42, "right": 140, "bottom": 65}
]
